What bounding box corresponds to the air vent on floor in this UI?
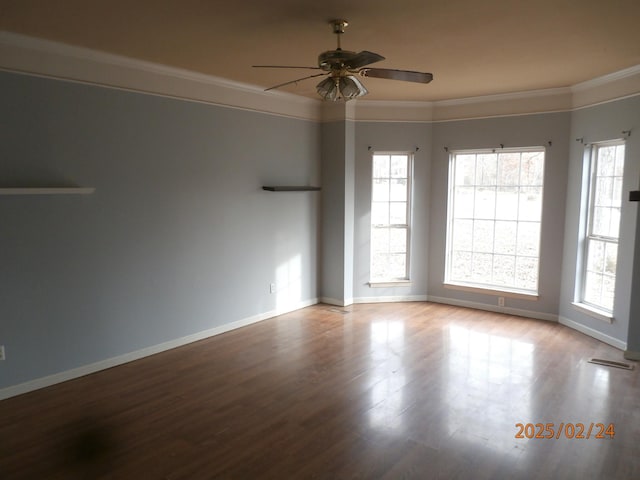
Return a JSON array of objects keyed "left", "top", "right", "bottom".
[{"left": 588, "top": 358, "right": 634, "bottom": 370}]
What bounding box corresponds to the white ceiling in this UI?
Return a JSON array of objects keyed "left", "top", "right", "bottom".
[{"left": 1, "top": 0, "right": 639, "bottom": 102}]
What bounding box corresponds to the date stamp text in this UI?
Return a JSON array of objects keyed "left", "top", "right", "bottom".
[{"left": 515, "top": 422, "right": 615, "bottom": 439}]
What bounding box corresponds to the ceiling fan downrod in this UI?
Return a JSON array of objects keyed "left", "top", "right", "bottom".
[{"left": 331, "top": 19, "right": 348, "bottom": 50}]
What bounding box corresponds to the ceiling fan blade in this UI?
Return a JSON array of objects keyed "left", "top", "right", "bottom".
[
  {"left": 264, "top": 72, "right": 328, "bottom": 91},
  {"left": 360, "top": 68, "right": 433, "bottom": 84},
  {"left": 344, "top": 51, "right": 385, "bottom": 69},
  {"left": 253, "top": 65, "right": 321, "bottom": 70}
]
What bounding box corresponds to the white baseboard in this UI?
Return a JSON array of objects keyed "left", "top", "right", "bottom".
[
  {"left": 0, "top": 298, "right": 318, "bottom": 401},
  {"left": 427, "top": 295, "right": 558, "bottom": 322},
  {"left": 353, "top": 295, "right": 428, "bottom": 304},
  {"left": 558, "top": 316, "right": 627, "bottom": 351},
  {"left": 319, "top": 297, "right": 354, "bottom": 307}
]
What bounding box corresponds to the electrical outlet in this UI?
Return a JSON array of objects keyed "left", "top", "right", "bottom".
[
  {"left": 270, "top": 283, "right": 276, "bottom": 294},
  {"left": 0, "top": 345, "right": 5, "bottom": 361},
  {"left": 498, "top": 297, "right": 505, "bottom": 307}
]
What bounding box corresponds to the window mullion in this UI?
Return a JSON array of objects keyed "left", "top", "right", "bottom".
[{"left": 471, "top": 154, "right": 478, "bottom": 279}]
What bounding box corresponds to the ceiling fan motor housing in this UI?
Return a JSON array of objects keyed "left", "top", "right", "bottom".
[{"left": 318, "top": 50, "right": 358, "bottom": 71}]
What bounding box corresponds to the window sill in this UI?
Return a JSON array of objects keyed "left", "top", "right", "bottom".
[
  {"left": 571, "top": 302, "right": 613, "bottom": 324},
  {"left": 443, "top": 282, "right": 539, "bottom": 300},
  {"left": 369, "top": 281, "right": 412, "bottom": 288}
]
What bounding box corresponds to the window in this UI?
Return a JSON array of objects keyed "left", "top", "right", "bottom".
[
  {"left": 579, "top": 141, "right": 625, "bottom": 313},
  {"left": 370, "top": 153, "right": 412, "bottom": 283},
  {"left": 446, "top": 148, "right": 545, "bottom": 295}
]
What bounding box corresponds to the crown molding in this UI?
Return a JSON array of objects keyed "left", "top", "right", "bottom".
[
  {"left": 571, "top": 64, "right": 640, "bottom": 91},
  {"left": 0, "top": 31, "right": 322, "bottom": 121},
  {"left": 320, "top": 100, "right": 358, "bottom": 123},
  {"left": 349, "top": 67, "right": 640, "bottom": 121},
  {"left": 351, "top": 100, "right": 434, "bottom": 122},
  {"left": 344, "top": 68, "right": 640, "bottom": 122},
  {"left": 0, "top": 31, "right": 639, "bottom": 123},
  {"left": 431, "top": 87, "right": 573, "bottom": 122},
  {"left": 434, "top": 86, "right": 572, "bottom": 107},
  {"left": 570, "top": 64, "right": 640, "bottom": 109},
  {"left": 350, "top": 88, "right": 573, "bottom": 123}
]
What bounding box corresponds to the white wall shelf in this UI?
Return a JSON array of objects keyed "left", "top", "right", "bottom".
[{"left": 0, "top": 187, "right": 95, "bottom": 195}]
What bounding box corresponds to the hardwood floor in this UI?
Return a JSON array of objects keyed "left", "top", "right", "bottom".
[{"left": 1, "top": 302, "right": 639, "bottom": 479}]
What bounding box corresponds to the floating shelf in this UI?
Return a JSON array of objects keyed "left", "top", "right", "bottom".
[
  {"left": 262, "top": 186, "right": 321, "bottom": 192},
  {"left": 0, "top": 187, "right": 95, "bottom": 195}
]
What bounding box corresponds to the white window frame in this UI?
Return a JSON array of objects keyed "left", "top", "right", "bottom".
[
  {"left": 573, "top": 140, "right": 625, "bottom": 320},
  {"left": 444, "top": 147, "right": 546, "bottom": 297},
  {"left": 369, "top": 152, "right": 413, "bottom": 285}
]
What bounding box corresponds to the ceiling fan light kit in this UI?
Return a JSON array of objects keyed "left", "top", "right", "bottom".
[
  {"left": 254, "top": 19, "right": 433, "bottom": 101},
  {"left": 316, "top": 75, "right": 368, "bottom": 100}
]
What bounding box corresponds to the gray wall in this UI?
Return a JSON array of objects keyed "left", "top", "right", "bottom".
[
  {"left": 0, "top": 71, "right": 320, "bottom": 389},
  {"left": 627, "top": 205, "right": 640, "bottom": 354},
  {"left": 428, "top": 113, "right": 572, "bottom": 317},
  {"left": 3, "top": 67, "right": 638, "bottom": 394},
  {"left": 320, "top": 119, "right": 355, "bottom": 305},
  {"left": 559, "top": 96, "right": 640, "bottom": 345}
]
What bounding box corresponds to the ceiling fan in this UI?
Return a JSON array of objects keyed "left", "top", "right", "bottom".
[{"left": 253, "top": 20, "right": 433, "bottom": 101}]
